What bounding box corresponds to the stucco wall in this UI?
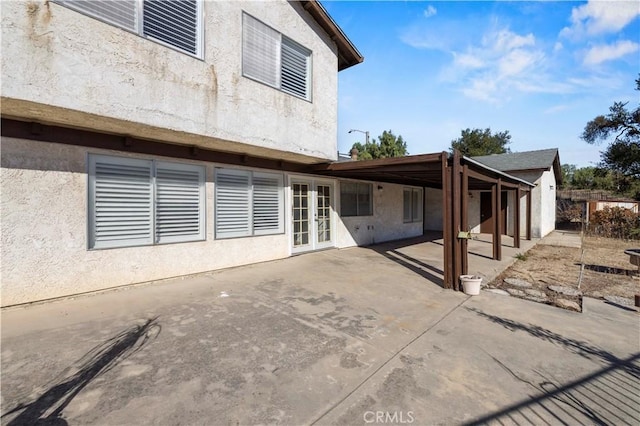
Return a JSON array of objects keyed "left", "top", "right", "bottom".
[
  {"left": 423, "top": 188, "right": 443, "bottom": 231},
  {"left": 1, "top": 1, "right": 338, "bottom": 163},
  {"left": 508, "top": 170, "right": 550, "bottom": 238},
  {"left": 1, "top": 137, "right": 291, "bottom": 306},
  {"left": 336, "top": 182, "right": 423, "bottom": 247}
]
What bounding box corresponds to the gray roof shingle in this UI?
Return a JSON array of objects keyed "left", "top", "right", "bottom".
[{"left": 472, "top": 148, "right": 559, "bottom": 172}]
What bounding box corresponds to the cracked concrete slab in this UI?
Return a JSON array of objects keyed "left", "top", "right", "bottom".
[{"left": 1, "top": 239, "right": 638, "bottom": 425}]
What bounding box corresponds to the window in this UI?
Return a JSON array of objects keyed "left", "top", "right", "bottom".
[
  {"left": 88, "top": 155, "right": 205, "bottom": 249},
  {"left": 403, "top": 188, "right": 423, "bottom": 223},
  {"left": 242, "top": 13, "right": 312, "bottom": 100},
  {"left": 56, "top": 0, "right": 202, "bottom": 57},
  {"left": 340, "top": 182, "right": 372, "bottom": 217},
  {"left": 215, "top": 168, "right": 284, "bottom": 239}
]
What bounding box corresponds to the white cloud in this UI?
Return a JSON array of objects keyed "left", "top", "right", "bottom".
[
  {"left": 561, "top": 0, "right": 640, "bottom": 39},
  {"left": 554, "top": 42, "right": 563, "bottom": 52},
  {"left": 453, "top": 52, "right": 484, "bottom": 69},
  {"left": 583, "top": 39, "right": 640, "bottom": 65},
  {"left": 423, "top": 5, "right": 437, "bottom": 18},
  {"left": 544, "top": 104, "right": 569, "bottom": 114},
  {"left": 446, "top": 28, "right": 546, "bottom": 103}
]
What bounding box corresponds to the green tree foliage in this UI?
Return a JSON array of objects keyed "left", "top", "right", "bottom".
[
  {"left": 560, "top": 164, "right": 640, "bottom": 199},
  {"left": 450, "top": 128, "right": 511, "bottom": 156},
  {"left": 351, "top": 130, "right": 408, "bottom": 160},
  {"left": 582, "top": 75, "right": 640, "bottom": 178}
]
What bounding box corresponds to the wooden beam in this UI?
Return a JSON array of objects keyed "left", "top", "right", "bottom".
[
  {"left": 493, "top": 178, "right": 502, "bottom": 261},
  {"left": 452, "top": 150, "right": 462, "bottom": 291},
  {"left": 313, "top": 152, "right": 443, "bottom": 171},
  {"left": 461, "top": 164, "right": 469, "bottom": 276},
  {"left": 526, "top": 189, "right": 532, "bottom": 240},
  {"left": 441, "top": 152, "right": 453, "bottom": 289},
  {"left": 0, "top": 118, "right": 310, "bottom": 174},
  {"left": 514, "top": 188, "right": 521, "bottom": 249}
]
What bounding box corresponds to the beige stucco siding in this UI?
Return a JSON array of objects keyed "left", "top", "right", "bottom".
[
  {"left": 336, "top": 182, "right": 423, "bottom": 247},
  {"left": 1, "top": 1, "right": 338, "bottom": 163},
  {"left": 1, "top": 137, "right": 290, "bottom": 306}
]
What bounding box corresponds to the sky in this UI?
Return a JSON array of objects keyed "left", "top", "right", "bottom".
[{"left": 324, "top": 0, "right": 640, "bottom": 167}]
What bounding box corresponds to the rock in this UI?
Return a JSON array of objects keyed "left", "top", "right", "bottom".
[
  {"left": 604, "top": 295, "right": 634, "bottom": 306},
  {"left": 504, "top": 278, "right": 532, "bottom": 288},
  {"left": 548, "top": 285, "right": 582, "bottom": 297},
  {"left": 506, "top": 288, "right": 526, "bottom": 297},
  {"left": 525, "top": 289, "right": 547, "bottom": 298},
  {"left": 485, "top": 289, "right": 510, "bottom": 296},
  {"left": 556, "top": 299, "right": 581, "bottom": 312}
]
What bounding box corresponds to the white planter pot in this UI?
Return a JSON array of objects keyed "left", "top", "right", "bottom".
[{"left": 460, "top": 275, "right": 482, "bottom": 296}]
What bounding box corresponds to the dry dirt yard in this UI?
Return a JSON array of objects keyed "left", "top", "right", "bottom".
[{"left": 488, "top": 236, "right": 640, "bottom": 311}]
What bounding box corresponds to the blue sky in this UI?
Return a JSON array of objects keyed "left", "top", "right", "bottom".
[{"left": 325, "top": 0, "right": 640, "bottom": 167}]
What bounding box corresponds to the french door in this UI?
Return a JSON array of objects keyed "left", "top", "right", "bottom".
[{"left": 291, "top": 180, "right": 334, "bottom": 253}]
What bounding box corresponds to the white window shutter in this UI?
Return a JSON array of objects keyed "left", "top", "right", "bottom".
[
  {"left": 155, "top": 162, "right": 205, "bottom": 243},
  {"left": 281, "top": 36, "right": 310, "bottom": 100},
  {"left": 253, "top": 173, "right": 283, "bottom": 235},
  {"left": 242, "top": 13, "right": 280, "bottom": 88},
  {"left": 59, "top": 0, "right": 138, "bottom": 31},
  {"left": 89, "top": 156, "right": 153, "bottom": 249},
  {"left": 215, "top": 169, "right": 252, "bottom": 239},
  {"left": 143, "top": 0, "right": 200, "bottom": 56}
]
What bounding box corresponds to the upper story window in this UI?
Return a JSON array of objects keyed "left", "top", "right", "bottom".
[
  {"left": 242, "top": 13, "right": 312, "bottom": 101},
  {"left": 56, "top": 0, "right": 202, "bottom": 58}
]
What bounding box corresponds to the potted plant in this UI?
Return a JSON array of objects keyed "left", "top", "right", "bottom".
[{"left": 460, "top": 275, "right": 483, "bottom": 295}]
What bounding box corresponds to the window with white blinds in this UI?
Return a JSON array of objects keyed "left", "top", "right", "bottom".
[
  {"left": 242, "top": 13, "right": 312, "bottom": 101},
  {"left": 88, "top": 155, "right": 205, "bottom": 249},
  {"left": 56, "top": 0, "right": 202, "bottom": 57},
  {"left": 215, "top": 168, "right": 284, "bottom": 239}
]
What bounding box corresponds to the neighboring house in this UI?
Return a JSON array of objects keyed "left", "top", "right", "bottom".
[
  {"left": 470, "top": 149, "right": 562, "bottom": 238},
  {"left": 557, "top": 190, "right": 639, "bottom": 223}
]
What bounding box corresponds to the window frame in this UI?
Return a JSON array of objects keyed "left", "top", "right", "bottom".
[
  {"left": 403, "top": 187, "right": 423, "bottom": 223},
  {"left": 55, "top": 0, "right": 204, "bottom": 58},
  {"left": 340, "top": 181, "right": 373, "bottom": 217},
  {"left": 242, "top": 12, "right": 312, "bottom": 101},
  {"left": 214, "top": 167, "right": 285, "bottom": 239},
  {"left": 88, "top": 154, "right": 206, "bottom": 250}
]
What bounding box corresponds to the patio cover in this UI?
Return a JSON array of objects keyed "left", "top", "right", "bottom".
[{"left": 312, "top": 151, "right": 535, "bottom": 290}]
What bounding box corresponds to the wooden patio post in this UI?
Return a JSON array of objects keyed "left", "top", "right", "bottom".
[
  {"left": 441, "top": 152, "right": 453, "bottom": 289},
  {"left": 452, "top": 150, "right": 462, "bottom": 291},
  {"left": 514, "top": 187, "right": 521, "bottom": 249},
  {"left": 493, "top": 179, "right": 502, "bottom": 261},
  {"left": 461, "top": 165, "right": 469, "bottom": 276},
  {"left": 526, "top": 189, "right": 532, "bottom": 240}
]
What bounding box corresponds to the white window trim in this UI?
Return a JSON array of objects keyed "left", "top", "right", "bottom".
[
  {"left": 242, "top": 12, "right": 312, "bottom": 101},
  {"left": 214, "top": 167, "right": 285, "bottom": 239},
  {"left": 88, "top": 154, "right": 206, "bottom": 250},
  {"left": 55, "top": 0, "right": 204, "bottom": 58},
  {"left": 403, "top": 187, "right": 423, "bottom": 223}
]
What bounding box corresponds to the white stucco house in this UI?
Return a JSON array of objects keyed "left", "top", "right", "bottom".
[
  {"left": 2, "top": 0, "right": 450, "bottom": 306},
  {"left": 471, "top": 149, "right": 562, "bottom": 239}
]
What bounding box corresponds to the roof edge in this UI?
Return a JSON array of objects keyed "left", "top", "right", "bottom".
[
  {"left": 463, "top": 156, "right": 536, "bottom": 188},
  {"left": 299, "top": 0, "right": 364, "bottom": 71}
]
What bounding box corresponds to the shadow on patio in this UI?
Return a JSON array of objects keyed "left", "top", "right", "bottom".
[{"left": 464, "top": 307, "right": 640, "bottom": 425}]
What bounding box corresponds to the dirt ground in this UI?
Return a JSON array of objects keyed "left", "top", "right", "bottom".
[{"left": 490, "top": 236, "right": 640, "bottom": 309}]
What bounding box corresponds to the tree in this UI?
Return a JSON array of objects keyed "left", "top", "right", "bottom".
[
  {"left": 351, "top": 130, "right": 408, "bottom": 160},
  {"left": 582, "top": 75, "right": 640, "bottom": 179},
  {"left": 450, "top": 128, "right": 511, "bottom": 157}
]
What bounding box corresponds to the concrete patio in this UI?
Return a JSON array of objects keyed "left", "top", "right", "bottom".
[{"left": 1, "top": 235, "right": 638, "bottom": 425}]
